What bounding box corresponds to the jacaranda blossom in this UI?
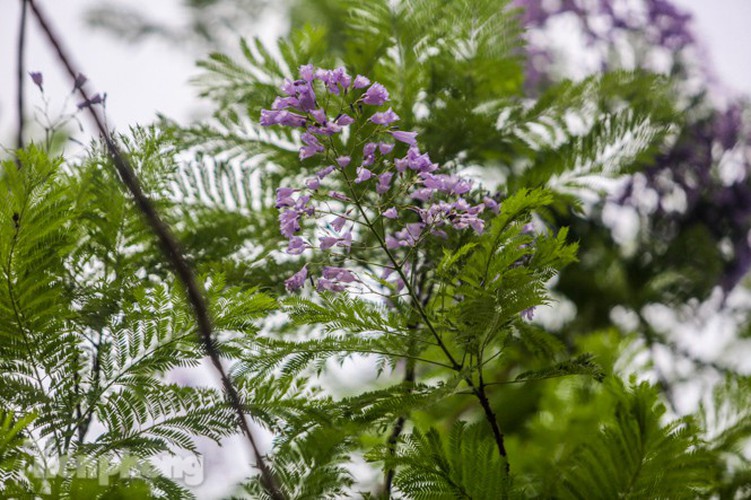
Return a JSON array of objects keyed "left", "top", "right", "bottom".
[{"left": 261, "top": 65, "right": 496, "bottom": 294}]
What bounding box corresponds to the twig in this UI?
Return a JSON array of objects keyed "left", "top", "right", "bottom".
[
  {"left": 25, "top": 2, "right": 284, "bottom": 497},
  {"left": 383, "top": 358, "right": 415, "bottom": 497},
  {"left": 16, "top": 0, "right": 28, "bottom": 151}
]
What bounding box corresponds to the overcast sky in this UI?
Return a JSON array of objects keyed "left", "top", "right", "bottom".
[{"left": 1, "top": 0, "right": 750, "bottom": 148}]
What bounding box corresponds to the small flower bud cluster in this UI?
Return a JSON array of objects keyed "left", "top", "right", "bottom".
[{"left": 261, "top": 66, "right": 497, "bottom": 295}]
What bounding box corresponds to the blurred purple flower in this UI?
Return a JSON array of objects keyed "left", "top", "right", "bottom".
[
  {"left": 362, "top": 83, "right": 389, "bottom": 105},
  {"left": 285, "top": 265, "right": 308, "bottom": 291},
  {"left": 370, "top": 108, "right": 400, "bottom": 125}
]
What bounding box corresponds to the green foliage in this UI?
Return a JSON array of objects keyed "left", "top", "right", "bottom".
[
  {"left": 559, "top": 380, "right": 713, "bottom": 499},
  {"left": 4, "top": 0, "right": 750, "bottom": 498},
  {"left": 370, "top": 420, "right": 512, "bottom": 499},
  {"left": 0, "top": 141, "right": 272, "bottom": 497}
]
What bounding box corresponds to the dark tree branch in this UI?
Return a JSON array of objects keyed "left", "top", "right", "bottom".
[
  {"left": 25, "top": 2, "right": 284, "bottom": 497},
  {"left": 383, "top": 358, "right": 415, "bottom": 497},
  {"left": 16, "top": 0, "right": 28, "bottom": 150}
]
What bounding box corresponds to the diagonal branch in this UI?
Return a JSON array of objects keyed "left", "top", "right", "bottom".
[
  {"left": 16, "top": 0, "right": 28, "bottom": 151},
  {"left": 25, "top": 2, "right": 284, "bottom": 497}
]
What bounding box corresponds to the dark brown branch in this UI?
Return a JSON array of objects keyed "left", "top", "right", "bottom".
[
  {"left": 16, "top": 0, "right": 28, "bottom": 150},
  {"left": 473, "top": 383, "right": 508, "bottom": 470},
  {"left": 25, "top": 2, "right": 284, "bottom": 497},
  {"left": 383, "top": 358, "right": 415, "bottom": 497}
]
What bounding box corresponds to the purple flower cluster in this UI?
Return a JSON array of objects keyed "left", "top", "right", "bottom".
[{"left": 261, "top": 66, "right": 495, "bottom": 294}]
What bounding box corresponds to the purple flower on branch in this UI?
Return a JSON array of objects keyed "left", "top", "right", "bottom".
[
  {"left": 331, "top": 216, "right": 347, "bottom": 232},
  {"left": 322, "top": 266, "right": 357, "bottom": 283},
  {"left": 287, "top": 236, "right": 307, "bottom": 254},
  {"left": 390, "top": 130, "right": 418, "bottom": 146},
  {"left": 353, "top": 75, "right": 370, "bottom": 89},
  {"left": 383, "top": 207, "right": 398, "bottom": 219},
  {"left": 377, "top": 172, "right": 393, "bottom": 194},
  {"left": 285, "top": 265, "right": 308, "bottom": 292},
  {"left": 362, "top": 83, "right": 389, "bottom": 105},
  {"left": 355, "top": 167, "right": 373, "bottom": 183},
  {"left": 336, "top": 114, "right": 355, "bottom": 126},
  {"left": 370, "top": 108, "right": 400, "bottom": 125},
  {"left": 260, "top": 109, "right": 306, "bottom": 127},
  {"left": 29, "top": 72, "right": 43, "bottom": 90},
  {"left": 73, "top": 73, "right": 87, "bottom": 91},
  {"left": 276, "top": 187, "right": 298, "bottom": 208},
  {"left": 279, "top": 210, "right": 301, "bottom": 238}
]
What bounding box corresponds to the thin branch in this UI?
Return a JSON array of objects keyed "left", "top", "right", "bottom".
[
  {"left": 337, "top": 157, "right": 510, "bottom": 474},
  {"left": 383, "top": 357, "right": 415, "bottom": 497},
  {"left": 25, "top": 2, "right": 284, "bottom": 497},
  {"left": 16, "top": 0, "right": 29, "bottom": 151}
]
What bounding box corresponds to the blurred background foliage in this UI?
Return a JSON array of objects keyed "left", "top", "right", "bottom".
[{"left": 85, "top": 0, "right": 751, "bottom": 403}]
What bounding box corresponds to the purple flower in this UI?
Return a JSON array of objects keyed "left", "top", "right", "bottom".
[
  {"left": 420, "top": 202, "right": 452, "bottom": 225},
  {"left": 336, "top": 114, "right": 355, "bottom": 126},
  {"left": 299, "top": 64, "right": 315, "bottom": 82},
  {"left": 77, "top": 93, "right": 104, "bottom": 109},
  {"left": 285, "top": 265, "right": 308, "bottom": 292},
  {"left": 383, "top": 207, "right": 398, "bottom": 219},
  {"left": 316, "top": 165, "right": 336, "bottom": 179},
  {"left": 305, "top": 178, "right": 321, "bottom": 190},
  {"left": 330, "top": 67, "right": 352, "bottom": 91},
  {"left": 452, "top": 214, "right": 485, "bottom": 234},
  {"left": 287, "top": 236, "right": 307, "bottom": 254},
  {"left": 296, "top": 82, "right": 317, "bottom": 111},
  {"left": 355, "top": 167, "right": 373, "bottom": 183},
  {"left": 336, "top": 156, "right": 351, "bottom": 168},
  {"left": 300, "top": 132, "right": 325, "bottom": 159},
  {"left": 73, "top": 73, "right": 87, "bottom": 90},
  {"left": 390, "top": 223, "right": 423, "bottom": 248},
  {"left": 379, "top": 143, "right": 394, "bottom": 155},
  {"left": 411, "top": 188, "right": 434, "bottom": 202},
  {"left": 370, "top": 108, "right": 400, "bottom": 125},
  {"left": 521, "top": 307, "right": 536, "bottom": 321},
  {"left": 395, "top": 157, "right": 409, "bottom": 172},
  {"left": 322, "top": 266, "right": 357, "bottom": 283},
  {"left": 339, "top": 231, "right": 353, "bottom": 249},
  {"left": 353, "top": 75, "right": 371, "bottom": 88},
  {"left": 317, "top": 278, "right": 345, "bottom": 293},
  {"left": 316, "top": 122, "right": 342, "bottom": 135},
  {"left": 320, "top": 236, "right": 339, "bottom": 250},
  {"left": 404, "top": 147, "right": 437, "bottom": 172},
  {"left": 280, "top": 79, "right": 297, "bottom": 96},
  {"left": 329, "top": 191, "right": 351, "bottom": 202},
  {"left": 279, "top": 210, "right": 301, "bottom": 238},
  {"left": 276, "top": 187, "right": 298, "bottom": 208},
  {"left": 376, "top": 172, "right": 393, "bottom": 194},
  {"left": 260, "top": 109, "right": 306, "bottom": 127},
  {"left": 272, "top": 96, "right": 299, "bottom": 110},
  {"left": 311, "top": 108, "right": 327, "bottom": 124},
  {"left": 362, "top": 83, "right": 390, "bottom": 106},
  {"left": 483, "top": 196, "right": 500, "bottom": 214},
  {"left": 365, "top": 143, "right": 380, "bottom": 157},
  {"left": 29, "top": 72, "right": 43, "bottom": 90},
  {"left": 316, "top": 67, "right": 352, "bottom": 94},
  {"left": 331, "top": 216, "right": 347, "bottom": 232},
  {"left": 421, "top": 173, "right": 472, "bottom": 195},
  {"left": 362, "top": 154, "right": 375, "bottom": 167},
  {"left": 321, "top": 232, "right": 353, "bottom": 250},
  {"left": 389, "top": 130, "right": 418, "bottom": 146}
]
